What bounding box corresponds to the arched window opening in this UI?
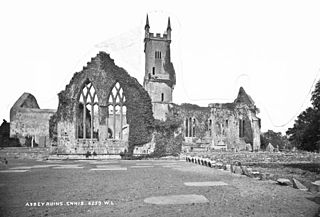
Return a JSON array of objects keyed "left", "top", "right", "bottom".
[
  {"left": 107, "top": 82, "right": 127, "bottom": 140},
  {"left": 189, "top": 117, "right": 192, "bottom": 137},
  {"left": 192, "top": 118, "right": 196, "bottom": 137},
  {"left": 161, "top": 93, "right": 164, "bottom": 102},
  {"left": 185, "top": 117, "right": 196, "bottom": 138},
  {"left": 239, "top": 119, "right": 245, "bottom": 138},
  {"left": 152, "top": 67, "right": 155, "bottom": 75},
  {"left": 185, "top": 118, "right": 188, "bottom": 137},
  {"left": 208, "top": 119, "right": 212, "bottom": 137},
  {"left": 216, "top": 122, "right": 222, "bottom": 135},
  {"left": 108, "top": 128, "right": 113, "bottom": 139},
  {"left": 77, "top": 82, "right": 99, "bottom": 139}
]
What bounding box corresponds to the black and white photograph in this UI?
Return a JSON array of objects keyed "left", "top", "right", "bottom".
[{"left": 0, "top": 0, "right": 319, "bottom": 216}]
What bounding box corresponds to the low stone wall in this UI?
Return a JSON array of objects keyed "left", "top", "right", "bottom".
[
  {"left": 0, "top": 147, "right": 51, "bottom": 160},
  {"left": 184, "top": 154, "right": 320, "bottom": 194},
  {"left": 57, "top": 139, "right": 128, "bottom": 154},
  {"left": 48, "top": 154, "right": 121, "bottom": 160},
  {"left": 185, "top": 151, "right": 320, "bottom": 164}
]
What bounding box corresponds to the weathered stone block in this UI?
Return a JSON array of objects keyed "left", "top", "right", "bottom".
[
  {"left": 233, "top": 165, "right": 243, "bottom": 175},
  {"left": 277, "top": 178, "right": 291, "bottom": 186},
  {"left": 241, "top": 166, "right": 251, "bottom": 177},
  {"left": 292, "top": 178, "right": 308, "bottom": 191},
  {"left": 251, "top": 171, "right": 260, "bottom": 178},
  {"left": 309, "top": 180, "right": 320, "bottom": 193},
  {"left": 225, "top": 164, "right": 231, "bottom": 171},
  {"left": 216, "top": 162, "right": 224, "bottom": 169}
]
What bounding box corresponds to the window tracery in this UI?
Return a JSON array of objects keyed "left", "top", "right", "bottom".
[
  {"left": 107, "top": 82, "right": 127, "bottom": 140},
  {"left": 77, "top": 82, "right": 99, "bottom": 139}
]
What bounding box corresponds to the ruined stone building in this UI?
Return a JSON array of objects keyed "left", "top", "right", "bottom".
[
  {"left": 10, "top": 93, "right": 56, "bottom": 147},
  {"left": 9, "top": 15, "right": 261, "bottom": 153},
  {"left": 173, "top": 87, "right": 261, "bottom": 152}
]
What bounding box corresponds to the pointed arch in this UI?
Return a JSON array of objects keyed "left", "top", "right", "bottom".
[
  {"left": 77, "top": 81, "right": 99, "bottom": 139},
  {"left": 107, "top": 81, "right": 127, "bottom": 140}
]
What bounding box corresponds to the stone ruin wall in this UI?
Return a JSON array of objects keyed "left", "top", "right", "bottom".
[
  {"left": 10, "top": 93, "right": 55, "bottom": 147},
  {"left": 173, "top": 102, "right": 261, "bottom": 152},
  {"left": 55, "top": 52, "right": 154, "bottom": 155}
]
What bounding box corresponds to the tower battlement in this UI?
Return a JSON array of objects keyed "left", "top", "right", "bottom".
[{"left": 145, "top": 33, "right": 170, "bottom": 41}]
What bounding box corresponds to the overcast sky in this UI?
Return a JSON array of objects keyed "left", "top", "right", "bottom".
[{"left": 1, "top": 0, "right": 320, "bottom": 134}]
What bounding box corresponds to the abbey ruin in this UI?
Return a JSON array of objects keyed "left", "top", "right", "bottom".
[{"left": 8, "top": 15, "right": 261, "bottom": 155}]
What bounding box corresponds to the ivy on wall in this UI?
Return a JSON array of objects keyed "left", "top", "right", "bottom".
[
  {"left": 152, "top": 114, "right": 183, "bottom": 156},
  {"left": 54, "top": 52, "right": 154, "bottom": 154},
  {"left": 48, "top": 113, "right": 57, "bottom": 142},
  {"left": 162, "top": 45, "right": 176, "bottom": 88},
  {"left": 172, "top": 103, "right": 211, "bottom": 140}
]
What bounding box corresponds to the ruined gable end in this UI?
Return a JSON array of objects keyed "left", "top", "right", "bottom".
[
  {"left": 234, "top": 87, "right": 255, "bottom": 106},
  {"left": 10, "top": 93, "right": 40, "bottom": 120},
  {"left": 55, "top": 51, "right": 154, "bottom": 155}
]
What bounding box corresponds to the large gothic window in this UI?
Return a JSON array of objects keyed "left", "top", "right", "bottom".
[
  {"left": 77, "top": 82, "right": 99, "bottom": 139},
  {"left": 107, "top": 82, "right": 127, "bottom": 140}
]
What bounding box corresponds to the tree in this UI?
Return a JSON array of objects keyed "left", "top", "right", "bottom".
[
  {"left": 311, "top": 79, "right": 320, "bottom": 110},
  {"left": 260, "top": 130, "right": 290, "bottom": 150},
  {"left": 286, "top": 79, "right": 320, "bottom": 152}
]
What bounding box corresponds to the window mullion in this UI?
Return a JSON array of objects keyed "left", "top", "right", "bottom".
[
  {"left": 83, "top": 100, "right": 86, "bottom": 139},
  {"left": 91, "top": 103, "right": 94, "bottom": 140}
]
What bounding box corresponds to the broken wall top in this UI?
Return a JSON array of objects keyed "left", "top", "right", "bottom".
[
  {"left": 12, "top": 93, "right": 40, "bottom": 109},
  {"left": 234, "top": 87, "right": 255, "bottom": 106}
]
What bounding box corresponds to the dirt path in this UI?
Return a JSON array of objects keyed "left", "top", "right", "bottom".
[{"left": 0, "top": 159, "right": 318, "bottom": 217}]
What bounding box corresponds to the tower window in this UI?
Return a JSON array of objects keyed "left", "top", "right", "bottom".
[
  {"left": 155, "top": 51, "right": 162, "bottom": 59},
  {"left": 152, "top": 67, "right": 155, "bottom": 75},
  {"left": 161, "top": 93, "right": 164, "bottom": 102}
]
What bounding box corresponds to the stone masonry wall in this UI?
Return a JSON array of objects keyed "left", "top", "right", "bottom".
[
  {"left": 56, "top": 52, "right": 154, "bottom": 154},
  {"left": 172, "top": 104, "right": 211, "bottom": 144},
  {"left": 10, "top": 108, "right": 56, "bottom": 147}
]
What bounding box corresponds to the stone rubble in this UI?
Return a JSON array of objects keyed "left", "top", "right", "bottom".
[
  {"left": 277, "top": 178, "right": 292, "bottom": 186},
  {"left": 292, "top": 178, "right": 308, "bottom": 191},
  {"left": 185, "top": 155, "right": 319, "bottom": 194}
]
